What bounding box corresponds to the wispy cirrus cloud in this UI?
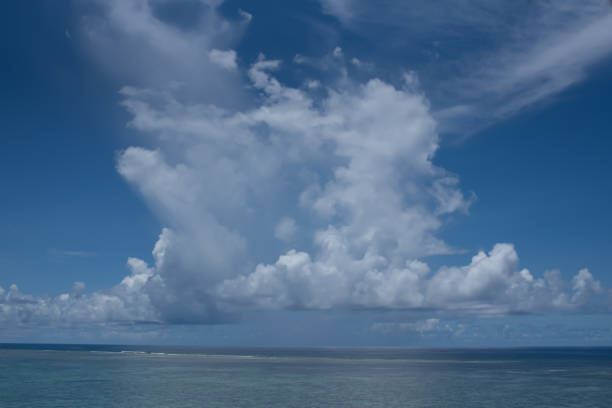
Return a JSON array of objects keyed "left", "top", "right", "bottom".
[
  {"left": 76, "top": 0, "right": 250, "bottom": 106},
  {"left": 319, "top": 0, "right": 612, "bottom": 135},
  {"left": 48, "top": 249, "right": 97, "bottom": 259}
]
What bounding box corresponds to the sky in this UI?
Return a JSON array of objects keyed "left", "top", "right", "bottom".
[{"left": 1, "top": 0, "right": 612, "bottom": 346}]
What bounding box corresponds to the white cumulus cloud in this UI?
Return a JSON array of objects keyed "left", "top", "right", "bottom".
[
  {"left": 2, "top": 54, "right": 608, "bottom": 326},
  {"left": 1, "top": 0, "right": 609, "bottom": 329}
]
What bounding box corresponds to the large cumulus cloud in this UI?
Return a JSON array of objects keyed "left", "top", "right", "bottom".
[
  {"left": 2, "top": 58, "right": 607, "bottom": 326},
  {"left": 1, "top": 0, "right": 609, "bottom": 328}
]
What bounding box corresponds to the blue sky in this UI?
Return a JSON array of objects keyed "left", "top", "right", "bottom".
[{"left": 1, "top": 0, "right": 612, "bottom": 346}]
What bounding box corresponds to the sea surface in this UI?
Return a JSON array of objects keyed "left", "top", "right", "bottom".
[{"left": 0, "top": 344, "right": 611, "bottom": 407}]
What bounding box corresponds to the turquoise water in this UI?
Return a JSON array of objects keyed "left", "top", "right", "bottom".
[{"left": 1, "top": 345, "right": 611, "bottom": 407}]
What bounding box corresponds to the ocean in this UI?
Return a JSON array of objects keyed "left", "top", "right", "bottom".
[{"left": 0, "top": 344, "right": 611, "bottom": 407}]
